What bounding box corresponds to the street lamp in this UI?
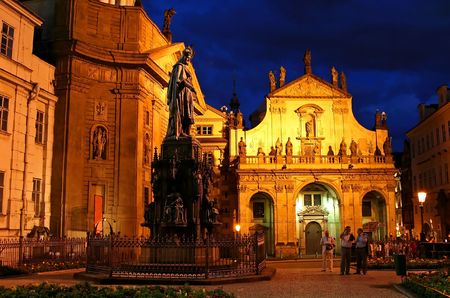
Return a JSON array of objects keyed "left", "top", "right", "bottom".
[{"left": 418, "top": 192, "right": 427, "bottom": 242}]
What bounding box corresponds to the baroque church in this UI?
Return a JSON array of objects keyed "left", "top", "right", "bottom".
[{"left": 9, "top": 0, "right": 398, "bottom": 257}]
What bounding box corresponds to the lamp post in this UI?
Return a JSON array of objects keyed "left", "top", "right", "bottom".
[{"left": 418, "top": 192, "right": 427, "bottom": 242}]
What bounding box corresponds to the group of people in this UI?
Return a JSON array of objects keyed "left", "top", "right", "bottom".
[{"left": 320, "top": 226, "right": 369, "bottom": 275}]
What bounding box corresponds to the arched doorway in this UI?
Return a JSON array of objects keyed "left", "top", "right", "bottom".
[
  {"left": 296, "top": 182, "right": 341, "bottom": 256},
  {"left": 305, "top": 222, "right": 322, "bottom": 255},
  {"left": 361, "top": 191, "right": 387, "bottom": 240},
  {"left": 249, "top": 192, "right": 275, "bottom": 256}
]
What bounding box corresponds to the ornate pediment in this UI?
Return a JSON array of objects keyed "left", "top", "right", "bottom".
[
  {"left": 271, "top": 74, "right": 348, "bottom": 98},
  {"left": 298, "top": 205, "right": 329, "bottom": 216}
]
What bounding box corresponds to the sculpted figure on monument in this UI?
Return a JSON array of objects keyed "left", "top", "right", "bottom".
[
  {"left": 383, "top": 137, "right": 392, "bottom": 156},
  {"left": 269, "top": 70, "right": 276, "bottom": 92},
  {"left": 166, "top": 46, "right": 196, "bottom": 139},
  {"left": 276, "top": 138, "right": 283, "bottom": 156},
  {"left": 280, "top": 66, "right": 286, "bottom": 87},
  {"left": 331, "top": 66, "right": 338, "bottom": 87},
  {"left": 350, "top": 139, "right": 358, "bottom": 157},
  {"left": 338, "top": 138, "right": 347, "bottom": 157},
  {"left": 304, "top": 49, "right": 312, "bottom": 74},
  {"left": 340, "top": 71, "right": 347, "bottom": 92},
  {"left": 269, "top": 146, "right": 276, "bottom": 163},
  {"left": 327, "top": 146, "right": 335, "bottom": 163},
  {"left": 305, "top": 120, "right": 313, "bottom": 138},
  {"left": 163, "top": 8, "right": 176, "bottom": 33},
  {"left": 236, "top": 110, "right": 243, "bottom": 128},
  {"left": 238, "top": 137, "right": 246, "bottom": 157},
  {"left": 285, "top": 137, "right": 293, "bottom": 156}
]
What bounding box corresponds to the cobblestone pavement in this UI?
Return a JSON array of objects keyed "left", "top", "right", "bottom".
[{"left": 0, "top": 262, "right": 407, "bottom": 298}]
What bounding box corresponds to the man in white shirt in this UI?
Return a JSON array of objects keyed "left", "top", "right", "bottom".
[{"left": 320, "top": 230, "right": 335, "bottom": 272}]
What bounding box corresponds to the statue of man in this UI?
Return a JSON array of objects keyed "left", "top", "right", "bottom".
[
  {"left": 276, "top": 138, "right": 283, "bottom": 156},
  {"left": 285, "top": 137, "right": 293, "bottom": 156},
  {"left": 383, "top": 137, "right": 392, "bottom": 156},
  {"left": 166, "top": 46, "right": 196, "bottom": 139},
  {"left": 340, "top": 71, "right": 347, "bottom": 92},
  {"left": 350, "top": 139, "right": 358, "bottom": 157},
  {"left": 304, "top": 49, "right": 312, "bottom": 74},
  {"left": 305, "top": 120, "right": 312, "bottom": 138},
  {"left": 280, "top": 66, "right": 286, "bottom": 87},
  {"left": 269, "top": 70, "right": 276, "bottom": 92},
  {"left": 238, "top": 137, "right": 246, "bottom": 156},
  {"left": 331, "top": 66, "right": 338, "bottom": 87},
  {"left": 338, "top": 138, "right": 347, "bottom": 157},
  {"left": 163, "top": 8, "right": 176, "bottom": 33}
]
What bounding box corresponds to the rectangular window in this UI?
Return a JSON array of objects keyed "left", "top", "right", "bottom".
[
  {"left": 443, "top": 125, "right": 447, "bottom": 142},
  {"left": 253, "top": 202, "right": 265, "bottom": 218},
  {"left": 362, "top": 201, "right": 371, "bottom": 217},
  {"left": 205, "top": 152, "right": 214, "bottom": 165},
  {"left": 436, "top": 128, "right": 440, "bottom": 145},
  {"left": 196, "top": 125, "right": 213, "bottom": 135},
  {"left": 0, "top": 171, "right": 4, "bottom": 212},
  {"left": 304, "top": 194, "right": 312, "bottom": 206},
  {"left": 1, "top": 22, "right": 14, "bottom": 58},
  {"left": 313, "top": 194, "right": 321, "bottom": 206},
  {"left": 0, "top": 95, "right": 8, "bottom": 131},
  {"left": 32, "top": 178, "right": 41, "bottom": 217},
  {"left": 145, "top": 111, "right": 150, "bottom": 126},
  {"left": 35, "top": 110, "right": 44, "bottom": 144}
]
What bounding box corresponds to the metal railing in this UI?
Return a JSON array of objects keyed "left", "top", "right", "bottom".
[
  {"left": 0, "top": 237, "right": 86, "bottom": 268},
  {"left": 87, "top": 232, "right": 266, "bottom": 280}
]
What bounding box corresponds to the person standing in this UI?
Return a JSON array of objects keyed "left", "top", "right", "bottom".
[
  {"left": 340, "top": 226, "right": 355, "bottom": 275},
  {"left": 320, "top": 230, "right": 335, "bottom": 272},
  {"left": 355, "top": 228, "right": 368, "bottom": 275}
]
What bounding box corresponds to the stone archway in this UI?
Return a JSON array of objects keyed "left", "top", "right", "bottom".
[
  {"left": 305, "top": 221, "right": 322, "bottom": 255},
  {"left": 296, "top": 182, "right": 341, "bottom": 256},
  {"left": 361, "top": 191, "right": 387, "bottom": 240},
  {"left": 249, "top": 192, "right": 275, "bottom": 256}
]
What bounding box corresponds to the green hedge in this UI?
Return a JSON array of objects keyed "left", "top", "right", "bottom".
[
  {"left": 0, "top": 283, "right": 235, "bottom": 298},
  {"left": 402, "top": 271, "right": 450, "bottom": 298}
]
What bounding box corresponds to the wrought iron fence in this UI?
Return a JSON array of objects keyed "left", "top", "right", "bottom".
[
  {"left": 87, "top": 232, "right": 266, "bottom": 280},
  {"left": 0, "top": 237, "right": 86, "bottom": 268}
]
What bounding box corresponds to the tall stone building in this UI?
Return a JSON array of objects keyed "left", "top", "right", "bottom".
[
  {"left": 225, "top": 55, "right": 397, "bottom": 256},
  {"left": 406, "top": 85, "right": 450, "bottom": 241},
  {"left": 24, "top": 0, "right": 207, "bottom": 237},
  {"left": 0, "top": 0, "right": 57, "bottom": 237}
]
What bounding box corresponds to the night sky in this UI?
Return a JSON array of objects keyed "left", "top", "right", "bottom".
[{"left": 143, "top": 0, "right": 450, "bottom": 151}]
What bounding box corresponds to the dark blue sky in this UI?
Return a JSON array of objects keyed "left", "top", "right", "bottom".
[{"left": 143, "top": 0, "right": 450, "bottom": 151}]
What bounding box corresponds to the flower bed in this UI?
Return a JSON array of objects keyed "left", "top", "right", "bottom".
[
  {"left": 368, "top": 257, "right": 450, "bottom": 270},
  {"left": 402, "top": 271, "right": 450, "bottom": 298},
  {"left": 22, "top": 260, "right": 85, "bottom": 273},
  {"left": 0, "top": 283, "right": 235, "bottom": 298}
]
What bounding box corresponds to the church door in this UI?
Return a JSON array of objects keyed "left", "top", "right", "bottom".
[{"left": 306, "top": 222, "right": 322, "bottom": 255}]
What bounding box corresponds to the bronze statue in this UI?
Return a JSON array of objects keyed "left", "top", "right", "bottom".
[
  {"left": 280, "top": 66, "right": 286, "bottom": 87},
  {"left": 166, "top": 46, "right": 196, "bottom": 139},
  {"left": 269, "top": 70, "right": 276, "bottom": 92}
]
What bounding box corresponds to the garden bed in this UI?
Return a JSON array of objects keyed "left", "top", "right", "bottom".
[
  {"left": 0, "top": 282, "right": 235, "bottom": 297},
  {"left": 368, "top": 257, "right": 450, "bottom": 270},
  {"left": 402, "top": 271, "right": 450, "bottom": 298}
]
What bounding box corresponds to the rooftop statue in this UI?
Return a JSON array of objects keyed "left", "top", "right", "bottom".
[{"left": 304, "top": 49, "right": 312, "bottom": 74}]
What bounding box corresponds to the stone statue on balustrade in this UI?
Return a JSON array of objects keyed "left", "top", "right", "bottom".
[
  {"left": 275, "top": 138, "right": 283, "bottom": 163},
  {"left": 280, "top": 66, "right": 286, "bottom": 87},
  {"left": 350, "top": 139, "right": 358, "bottom": 157},
  {"left": 238, "top": 137, "right": 247, "bottom": 163},
  {"left": 269, "top": 146, "right": 276, "bottom": 163},
  {"left": 338, "top": 138, "right": 347, "bottom": 162},
  {"left": 327, "top": 146, "right": 335, "bottom": 163},
  {"left": 285, "top": 137, "right": 293, "bottom": 164},
  {"left": 257, "top": 147, "right": 266, "bottom": 164},
  {"left": 383, "top": 137, "right": 392, "bottom": 162},
  {"left": 269, "top": 70, "right": 276, "bottom": 92}
]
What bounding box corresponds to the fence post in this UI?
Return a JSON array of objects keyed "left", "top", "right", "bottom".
[
  {"left": 108, "top": 234, "right": 113, "bottom": 278},
  {"left": 205, "top": 236, "right": 209, "bottom": 279},
  {"left": 18, "top": 236, "right": 23, "bottom": 267},
  {"left": 255, "top": 233, "right": 259, "bottom": 274}
]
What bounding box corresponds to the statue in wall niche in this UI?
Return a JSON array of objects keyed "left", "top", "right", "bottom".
[
  {"left": 350, "top": 139, "right": 358, "bottom": 157},
  {"left": 285, "top": 137, "right": 293, "bottom": 156},
  {"left": 383, "top": 137, "right": 392, "bottom": 156},
  {"left": 238, "top": 137, "right": 247, "bottom": 157},
  {"left": 275, "top": 138, "right": 283, "bottom": 156},
  {"left": 269, "top": 70, "right": 276, "bottom": 92},
  {"left": 166, "top": 46, "right": 196, "bottom": 139},
  {"left": 280, "top": 66, "right": 286, "bottom": 87},
  {"left": 331, "top": 66, "right": 338, "bottom": 87},
  {"left": 305, "top": 120, "right": 312, "bottom": 138},
  {"left": 93, "top": 126, "right": 107, "bottom": 160},
  {"left": 338, "top": 138, "right": 347, "bottom": 157},
  {"left": 144, "top": 134, "right": 150, "bottom": 164}
]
